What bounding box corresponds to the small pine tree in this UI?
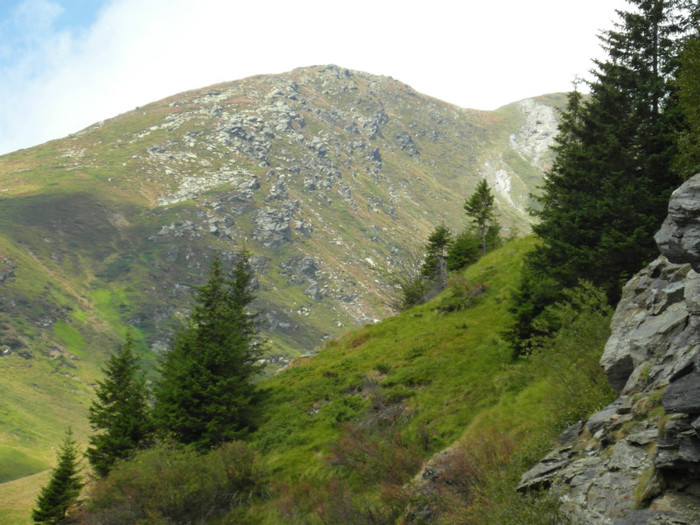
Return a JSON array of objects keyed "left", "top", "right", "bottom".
[
  {"left": 446, "top": 230, "right": 481, "bottom": 271},
  {"left": 154, "top": 251, "right": 263, "bottom": 450},
  {"left": 87, "top": 334, "right": 152, "bottom": 477},
  {"left": 421, "top": 223, "right": 452, "bottom": 286},
  {"left": 32, "top": 428, "right": 83, "bottom": 524},
  {"left": 464, "top": 180, "right": 496, "bottom": 254}
]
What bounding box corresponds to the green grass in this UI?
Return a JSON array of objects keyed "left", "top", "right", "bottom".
[
  {"left": 0, "top": 235, "right": 613, "bottom": 524},
  {"left": 0, "top": 471, "right": 51, "bottom": 525},
  {"left": 53, "top": 321, "right": 86, "bottom": 356},
  {"left": 0, "top": 447, "right": 47, "bottom": 484},
  {"left": 240, "top": 239, "right": 520, "bottom": 515},
  {"left": 237, "top": 235, "right": 613, "bottom": 522}
]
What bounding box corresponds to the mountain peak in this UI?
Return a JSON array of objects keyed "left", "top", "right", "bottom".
[{"left": 0, "top": 67, "right": 562, "bottom": 480}]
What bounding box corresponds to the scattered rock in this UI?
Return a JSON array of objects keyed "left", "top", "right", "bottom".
[
  {"left": 0, "top": 267, "right": 15, "bottom": 283},
  {"left": 655, "top": 175, "right": 700, "bottom": 270},
  {"left": 394, "top": 131, "right": 419, "bottom": 156},
  {"left": 304, "top": 281, "right": 324, "bottom": 300},
  {"left": 663, "top": 370, "right": 700, "bottom": 413}
]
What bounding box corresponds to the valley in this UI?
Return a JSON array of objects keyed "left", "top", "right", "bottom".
[{"left": 0, "top": 65, "right": 560, "bottom": 503}]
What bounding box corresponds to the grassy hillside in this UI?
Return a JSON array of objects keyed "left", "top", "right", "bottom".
[
  {"left": 0, "top": 66, "right": 564, "bottom": 486},
  {"left": 254, "top": 238, "right": 530, "bottom": 476},
  {"left": 236, "top": 235, "right": 614, "bottom": 523},
  {"left": 67, "top": 236, "right": 614, "bottom": 525},
  {"left": 1, "top": 236, "right": 615, "bottom": 524}
]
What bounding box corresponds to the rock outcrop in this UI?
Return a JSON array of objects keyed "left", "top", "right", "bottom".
[{"left": 519, "top": 174, "right": 700, "bottom": 524}]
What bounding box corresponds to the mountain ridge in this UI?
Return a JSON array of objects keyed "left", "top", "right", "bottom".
[{"left": 0, "top": 65, "right": 562, "bottom": 493}]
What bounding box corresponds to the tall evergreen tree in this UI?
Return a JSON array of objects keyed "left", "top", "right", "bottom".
[
  {"left": 507, "top": 0, "right": 694, "bottom": 355},
  {"left": 464, "top": 179, "right": 496, "bottom": 254},
  {"left": 87, "top": 334, "right": 152, "bottom": 477},
  {"left": 674, "top": 33, "right": 700, "bottom": 177},
  {"left": 32, "top": 428, "right": 83, "bottom": 524},
  {"left": 154, "top": 251, "right": 262, "bottom": 450}
]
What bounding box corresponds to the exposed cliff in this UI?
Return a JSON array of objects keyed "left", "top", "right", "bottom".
[{"left": 519, "top": 174, "right": 700, "bottom": 524}]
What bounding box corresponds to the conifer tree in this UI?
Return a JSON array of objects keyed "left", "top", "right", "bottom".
[
  {"left": 464, "top": 179, "right": 496, "bottom": 254},
  {"left": 87, "top": 334, "right": 152, "bottom": 477},
  {"left": 446, "top": 230, "right": 482, "bottom": 271},
  {"left": 421, "top": 223, "right": 452, "bottom": 286},
  {"left": 674, "top": 34, "right": 700, "bottom": 178},
  {"left": 506, "top": 0, "right": 694, "bottom": 355},
  {"left": 153, "top": 251, "right": 262, "bottom": 450},
  {"left": 32, "top": 428, "right": 83, "bottom": 524}
]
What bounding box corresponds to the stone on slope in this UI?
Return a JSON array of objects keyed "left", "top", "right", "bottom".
[{"left": 519, "top": 173, "right": 700, "bottom": 524}]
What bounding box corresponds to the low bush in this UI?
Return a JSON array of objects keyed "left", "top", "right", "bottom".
[
  {"left": 328, "top": 424, "right": 422, "bottom": 487},
  {"left": 413, "top": 430, "right": 570, "bottom": 525},
  {"left": 446, "top": 230, "right": 482, "bottom": 271},
  {"left": 79, "top": 441, "right": 262, "bottom": 524},
  {"left": 527, "top": 281, "right": 615, "bottom": 427},
  {"left": 435, "top": 275, "right": 486, "bottom": 313},
  {"left": 274, "top": 403, "right": 426, "bottom": 524},
  {"left": 275, "top": 476, "right": 403, "bottom": 525}
]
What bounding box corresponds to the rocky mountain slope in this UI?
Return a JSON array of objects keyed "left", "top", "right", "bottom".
[
  {"left": 0, "top": 65, "right": 561, "bottom": 482},
  {"left": 518, "top": 174, "right": 700, "bottom": 524}
]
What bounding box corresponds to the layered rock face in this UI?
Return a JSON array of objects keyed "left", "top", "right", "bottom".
[{"left": 519, "top": 174, "right": 700, "bottom": 524}]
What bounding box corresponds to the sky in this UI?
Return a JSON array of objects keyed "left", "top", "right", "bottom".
[{"left": 0, "top": 0, "right": 630, "bottom": 156}]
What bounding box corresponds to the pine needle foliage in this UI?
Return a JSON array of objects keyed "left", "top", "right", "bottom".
[
  {"left": 464, "top": 179, "right": 496, "bottom": 254},
  {"left": 153, "top": 251, "right": 263, "bottom": 450},
  {"left": 32, "top": 428, "right": 83, "bottom": 524},
  {"left": 421, "top": 224, "right": 452, "bottom": 282},
  {"left": 674, "top": 33, "right": 700, "bottom": 178},
  {"left": 507, "top": 0, "right": 696, "bottom": 355},
  {"left": 87, "top": 334, "right": 152, "bottom": 477}
]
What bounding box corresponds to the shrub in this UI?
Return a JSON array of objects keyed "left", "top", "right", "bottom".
[
  {"left": 80, "top": 441, "right": 261, "bottom": 524},
  {"left": 413, "top": 430, "right": 570, "bottom": 525},
  {"left": 427, "top": 430, "right": 514, "bottom": 514},
  {"left": 399, "top": 277, "right": 431, "bottom": 310},
  {"left": 435, "top": 275, "right": 486, "bottom": 313},
  {"left": 447, "top": 225, "right": 500, "bottom": 271},
  {"left": 273, "top": 480, "right": 320, "bottom": 525},
  {"left": 527, "top": 281, "right": 615, "bottom": 426},
  {"left": 274, "top": 409, "right": 427, "bottom": 524},
  {"left": 380, "top": 248, "right": 429, "bottom": 311},
  {"left": 328, "top": 424, "right": 422, "bottom": 487},
  {"left": 275, "top": 477, "right": 401, "bottom": 525}
]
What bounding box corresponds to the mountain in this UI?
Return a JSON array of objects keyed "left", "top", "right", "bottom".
[{"left": 0, "top": 65, "right": 561, "bottom": 488}]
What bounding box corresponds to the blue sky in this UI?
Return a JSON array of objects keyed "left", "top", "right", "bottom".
[
  {"left": 0, "top": 0, "right": 100, "bottom": 36},
  {"left": 0, "top": 0, "right": 101, "bottom": 76},
  {"left": 0, "top": 0, "right": 629, "bottom": 155}
]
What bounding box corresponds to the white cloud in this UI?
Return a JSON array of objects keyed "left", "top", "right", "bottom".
[
  {"left": 0, "top": 0, "right": 628, "bottom": 155},
  {"left": 12, "top": 0, "right": 64, "bottom": 38}
]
